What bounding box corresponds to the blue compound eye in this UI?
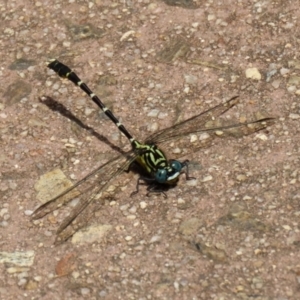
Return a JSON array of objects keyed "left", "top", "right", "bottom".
[
  {"left": 170, "top": 160, "right": 183, "bottom": 172},
  {"left": 155, "top": 169, "right": 167, "bottom": 183}
]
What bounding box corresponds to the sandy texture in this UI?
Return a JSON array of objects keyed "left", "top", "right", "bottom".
[{"left": 0, "top": 0, "right": 299, "bottom": 299}]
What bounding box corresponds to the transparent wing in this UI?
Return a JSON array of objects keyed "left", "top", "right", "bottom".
[
  {"left": 55, "top": 154, "right": 137, "bottom": 244},
  {"left": 163, "top": 118, "right": 275, "bottom": 159},
  {"left": 32, "top": 151, "right": 137, "bottom": 243},
  {"left": 146, "top": 96, "right": 240, "bottom": 144},
  {"left": 32, "top": 155, "right": 123, "bottom": 219},
  {"left": 145, "top": 96, "right": 274, "bottom": 159}
]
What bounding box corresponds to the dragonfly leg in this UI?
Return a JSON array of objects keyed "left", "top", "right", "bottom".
[
  {"left": 146, "top": 185, "right": 168, "bottom": 198},
  {"left": 130, "top": 176, "right": 155, "bottom": 197},
  {"left": 130, "top": 176, "right": 168, "bottom": 198},
  {"left": 181, "top": 160, "right": 196, "bottom": 181}
]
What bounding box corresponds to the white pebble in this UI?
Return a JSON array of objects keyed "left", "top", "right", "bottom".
[
  {"left": 245, "top": 67, "right": 261, "bottom": 80},
  {"left": 202, "top": 175, "right": 213, "bottom": 182},
  {"left": 139, "top": 201, "right": 147, "bottom": 209}
]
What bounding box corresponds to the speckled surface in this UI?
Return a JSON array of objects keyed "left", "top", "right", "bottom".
[{"left": 0, "top": 1, "right": 299, "bottom": 299}]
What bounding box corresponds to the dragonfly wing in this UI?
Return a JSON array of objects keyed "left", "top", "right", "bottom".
[
  {"left": 146, "top": 96, "right": 239, "bottom": 145},
  {"left": 54, "top": 183, "right": 109, "bottom": 244},
  {"left": 158, "top": 117, "right": 275, "bottom": 160},
  {"left": 54, "top": 153, "right": 137, "bottom": 244},
  {"left": 31, "top": 154, "right": 125, "bottom": 220},
  {"left": 32, "top": 180, "right": 81, "bottom": 220}
]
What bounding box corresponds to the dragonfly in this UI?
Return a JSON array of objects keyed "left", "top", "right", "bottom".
[{"left": 32, "top": 59, "right": 275, "bottom": 244}]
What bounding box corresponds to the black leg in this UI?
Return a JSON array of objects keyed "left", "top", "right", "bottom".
[
  {"left": 130, "top": 176, "right": 156, "bottom": 197},
  {"left": 146, "top": 185, "right": 168, "bottom": 198},
  {"left": 130, "top": 176, "right": 169, "bottom": 198},
  {"left": 181, "top": 160, "right": 196, "bottom": 180}
]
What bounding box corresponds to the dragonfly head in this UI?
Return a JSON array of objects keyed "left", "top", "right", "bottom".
[{"left": 154, "top": 160, "right": 183, "bottom": 184}]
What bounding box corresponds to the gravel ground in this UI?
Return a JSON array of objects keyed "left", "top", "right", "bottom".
[{"left": 1, "top": 0, "right": 300, "bottom": 299}]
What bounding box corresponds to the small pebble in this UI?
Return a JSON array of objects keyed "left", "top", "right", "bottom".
[
  {"left": 245, "top": 67, "right": 261, "bottom": 80},
  {"left": 139, "top": 201, "right": 147, "bottom": 209}
]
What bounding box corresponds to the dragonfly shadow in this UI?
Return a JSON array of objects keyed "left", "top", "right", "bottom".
[{"left": 39, "top": 96, "right": 127, "bottom": 156}]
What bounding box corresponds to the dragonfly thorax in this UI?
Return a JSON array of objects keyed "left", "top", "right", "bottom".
[{"left": 132, "top": 140, "right": 183, "bottom": 183}]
